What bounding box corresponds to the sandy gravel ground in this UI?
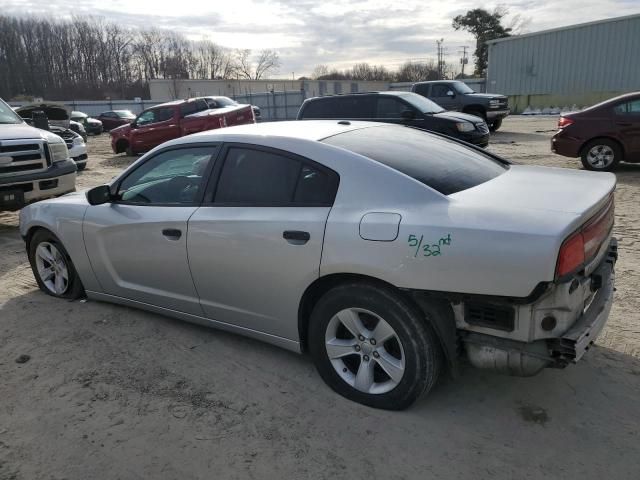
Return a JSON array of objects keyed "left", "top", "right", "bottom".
[{"left": 1, "top": 117, "right": 639, "bottom": 480}]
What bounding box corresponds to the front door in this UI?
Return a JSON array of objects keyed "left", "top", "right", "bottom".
[
  {"left": 83, "top": 145, "right": 218, "bottom": 315},
  {"left": 430, "top": 83, "right": 458, "bottom": 111},
  {"left": 131, "top": 107, "right": 180, "bottom": 152},
  {"left": 187, "top": 144, "right": 339, "bottom": 340}
]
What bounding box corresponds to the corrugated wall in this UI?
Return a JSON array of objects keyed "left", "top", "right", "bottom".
[{"left": 486, "top": 15, "right": 640, "bottom": 111}]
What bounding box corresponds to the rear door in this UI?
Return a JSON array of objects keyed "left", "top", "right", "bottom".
[
  {"left": 83, "top": 145, "right": 218, "bottom": 315},
  {"left": 613, "top": 98, "right": 640, "bottom": 160},
  {"left": 187, "top": 144, "right": 339, "bottom": 340},
  {"left": 131, "top": 107, "right": 180, "bottom": 151}
]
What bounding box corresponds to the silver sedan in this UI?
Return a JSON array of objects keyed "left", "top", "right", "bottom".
[{"left": 20, "top": 121, "right": 617, "bottom": 409}]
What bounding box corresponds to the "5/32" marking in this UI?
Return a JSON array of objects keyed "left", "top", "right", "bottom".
[{"left": 408, "top": 234, "right": 452, "bottom": 257}]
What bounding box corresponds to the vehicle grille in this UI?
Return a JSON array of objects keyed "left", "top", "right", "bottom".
[
  {"left": 0, "top": 140, "right": 49, "bottom": 176},
  {"left": 476, "top": 123, "right": 489, "bottom": 134}
]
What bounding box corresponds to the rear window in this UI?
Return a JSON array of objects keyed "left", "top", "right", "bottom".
[
  {"left": 180, "top": 99, "right": 209, "bottom": 116},
  {"left": 322, "top": 125, "right": 508, "bottom": 195}
]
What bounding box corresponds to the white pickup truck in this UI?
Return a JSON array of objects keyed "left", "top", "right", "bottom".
[{"left": 0, "top": 98, "right": 76, "bottom": 211}]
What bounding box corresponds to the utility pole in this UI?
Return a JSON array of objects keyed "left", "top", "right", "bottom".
[
  {"left": 436, "top": 39, "right": 448, "bottom": 79},
  {"left": 459, "top": 46, "right": 469, "bottom": 78}
]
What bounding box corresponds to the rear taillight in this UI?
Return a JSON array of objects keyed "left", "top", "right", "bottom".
[
  {"left": 558, "top": 116, "right": 574, "bottom": 129},
  {"left": 556, "top": 197, "right": 614, "bottom": 278}
]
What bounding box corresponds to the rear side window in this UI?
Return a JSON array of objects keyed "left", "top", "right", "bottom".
[
  {"left": 301, "top": 96, "right": 375, "bottom": 119},
  {"left": 322, "top": 125, "right": 508, "bottom": 195},
  {"left": 214, "top": 147, "right": 338, "bottom": 205},
  {"left": 614, "top": 100, "right": 640, "bottom": 115},
  {"left": 181, "top": 99, "right": 209, "bottom": 116}
]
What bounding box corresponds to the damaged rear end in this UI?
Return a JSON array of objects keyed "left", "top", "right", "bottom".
[{"left": 450, "top": 167, "right": 617, "bottom": 376}]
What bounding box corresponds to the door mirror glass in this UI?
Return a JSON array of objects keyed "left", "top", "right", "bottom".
[
  {"left": 446, "top": 90, "right": 455, "bottom": 98},
  {"left": 86, "top": 185, "right": 113, "bottom": 205}
]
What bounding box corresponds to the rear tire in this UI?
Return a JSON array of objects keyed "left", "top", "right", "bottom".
[
  {"left": 309, "top": 282, "right": 442, "bottom": 410},
  {"left": 28, "top": 229, "right": 85, "bottom": 300},
  {"left": 581, "top": 139, "right": 621, "bottom": 171}
]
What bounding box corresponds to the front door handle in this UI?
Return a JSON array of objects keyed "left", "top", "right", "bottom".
[
  {"left": 162, "top": 228, "right": 182, "bottom": 240},
  {"left": 283, "top": 230, "right": 310, "bottom": 244}
]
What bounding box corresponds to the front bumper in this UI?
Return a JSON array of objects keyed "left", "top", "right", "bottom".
[
  {"left": 0, "top": 159, "right": 77, "bottom": 210},
  {"left": 486, "top": 109, "right": 510, "bottom": 120},
  {"left": 458, "top": 131, "right": 490, "bottom": 148}
]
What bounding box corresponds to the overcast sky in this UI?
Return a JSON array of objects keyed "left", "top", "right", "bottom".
[{"left": 3, "top": 0, "right": 639, "bottom": 77}]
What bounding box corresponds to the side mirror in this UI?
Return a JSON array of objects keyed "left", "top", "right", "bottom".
[
  {"left": 130, "top": 121, "right": 138, "bottom": 129},
  {"left": 86, "top": 185, "right": 113, "bottom": 205},
  {"left": 401, "top": 109, "right": 416, "bottom": 120},
  {"left": 446, "top": 90, "right": 455, "bottom": 98}
]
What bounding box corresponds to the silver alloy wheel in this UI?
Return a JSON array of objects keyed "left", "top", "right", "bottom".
[
  {"left": 35, "top": 242, "right": 69, "bottom": 295},
  {"left": 586, "top": 144, "right": 615, "bottom": 169},
  {"left": 325, "top": 308, "right": 405, "bottom": 394}
]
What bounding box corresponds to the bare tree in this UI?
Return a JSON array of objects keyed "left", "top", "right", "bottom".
[
  {"left": 254, "top": 49, "right": 280, "bottom": 79},
  {"left": 311, "top": 64, "right": 329, "bottom": 79}
]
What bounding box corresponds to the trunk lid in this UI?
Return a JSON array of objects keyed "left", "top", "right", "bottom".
[{"left": 450, "top": 165, "right": 615, "bottom": 230}]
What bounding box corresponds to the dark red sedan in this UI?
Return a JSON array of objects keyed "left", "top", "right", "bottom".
[
  {"left": 552, "top": 92, "right": 640, "bottom": 171},
  {"left": 96, "top": 110, "right": 136, "bottom": 131}
]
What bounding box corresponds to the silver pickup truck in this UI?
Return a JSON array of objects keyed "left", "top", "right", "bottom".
[{"left": 0, "top": 98, "right": 76, "bottom": 211}]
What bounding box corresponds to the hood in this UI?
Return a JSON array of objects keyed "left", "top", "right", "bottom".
[
  {"left": 0, "top": 122, "right": 64, "bottom": 144},
  {"left": 87, "top": 117, "right": 103, "bottom": 125},
  {"left": 15, "top": 102, "right": 71, "bottom": 128},
  {"left": 450, "top": 165, "right": 616, "bottom": 232},
  {"left": 110, "top": 123, "right": 131, "bottom": 135},
  {"left": 464, "top": 93, "right": 507, "bottom": 100},
  {"left": 434, "top": 110, "right": 485, "bottom": 124}
]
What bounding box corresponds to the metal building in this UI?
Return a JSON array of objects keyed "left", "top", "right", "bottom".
[{"left": 486, "top": 14, "right": 640, "bottom": 112}]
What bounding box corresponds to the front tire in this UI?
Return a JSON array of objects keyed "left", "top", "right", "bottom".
[
  {"left": 581, "top": 139, "right": 621, "bottom": 171},
  {"left": 28, "top": 229, "right": 85, "bottom": 299},
  {"left": 489, "top": 118, "right": 503, "bottom": 132},
  {"left": 309, "top": 283, "right": 442, "bottom": 410}
]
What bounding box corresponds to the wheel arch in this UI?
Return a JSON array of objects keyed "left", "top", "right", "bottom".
[
  {"left": 297, "top": 273, "right": 458, "bottom": 375},
  {"left": 115, "top": 138, "right": 129, "bottom": 154},
  {"left": 579, "top": 136, "right": 626, "bottom": 160}
]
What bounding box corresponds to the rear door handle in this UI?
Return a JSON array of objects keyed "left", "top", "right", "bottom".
[
  {"left": 162, "top": 228, "right": 182, "bottom": 240},
  {"left": 283, "top": 230, "right": 310, "bottom": 244}
]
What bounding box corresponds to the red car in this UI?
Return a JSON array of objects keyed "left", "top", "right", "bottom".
[
  {"left": 110, "top": 98, "right": 255, "bottom": 155},
  {"left": 552, "top": 92, "right": 640, "bottom": 171},
  {"left": 96, "top": 110, "right": 137, "bottom": 131}
]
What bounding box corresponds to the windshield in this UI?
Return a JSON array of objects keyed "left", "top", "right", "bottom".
[
  {"left": 115, "top": 110, "right": 136, "bottom": 119},
  {"left": 454, "top": 82, "right": 475, "bottom": 94},
  {"left": 400, "top": 93, "right": 445, "bottom": 114},
  {"left": 0, "top": 99, "right": 25, "bottom": 124}
]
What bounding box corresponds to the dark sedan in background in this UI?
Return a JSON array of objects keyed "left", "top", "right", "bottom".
[
  {"left": 552, "top": 92, "right": 640, "bottom": 171},
  {"left": 71, "top": 111, "right": 103, "bottom": 135},
  {"left": 96, "top": 110, "right": 136, "bottom": 131}
]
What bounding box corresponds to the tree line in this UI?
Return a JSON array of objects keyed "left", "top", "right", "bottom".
[{"left": 0, "top": 15, "right": 280, "bottom": 100}]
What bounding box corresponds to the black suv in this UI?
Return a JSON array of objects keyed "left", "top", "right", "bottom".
[
  {"left": 412, "top": 81, "right": 509, "bottom": 131},
  {"left": 297, "top": 91, "right": 490, "bottom": 147}
]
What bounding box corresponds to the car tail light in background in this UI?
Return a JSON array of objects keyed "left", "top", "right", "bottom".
[
  {"left": 556, "top": 196, "right": 614, "bottom": 278},
  {"left": 558, "top": 116, "right": 574, "bottom": 129}
]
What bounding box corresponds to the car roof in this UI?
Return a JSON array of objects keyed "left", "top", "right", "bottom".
[
  {"left": 305, "top": 91, "right": 410, "bottom": 102},
  {"left": 413, "top": 80, "right": 459, "bottom": 85},
  {"left": 171, "top": 120, "right": 385, "bottom": 144}
]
